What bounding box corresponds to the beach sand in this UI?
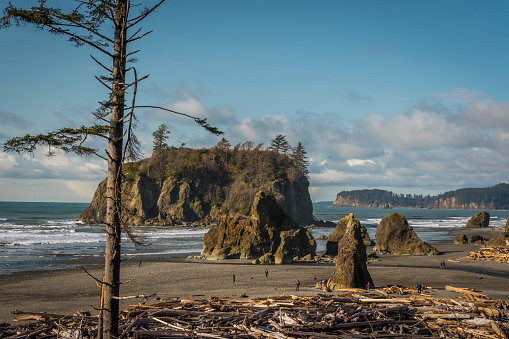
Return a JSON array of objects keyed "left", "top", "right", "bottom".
[{"left": 1, "top": 227, "right": 508, "bottom": 322}]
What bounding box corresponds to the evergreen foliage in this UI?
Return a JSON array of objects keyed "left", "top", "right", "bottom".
[
  {"left": 268, "top": 134, "right": 291, "bottom": 154},
  {"left": 152, "top": 124, "right": 170, "bottom": 154},
  {"left": 290, "top": 141, "right": 309, "bottom": 176}
]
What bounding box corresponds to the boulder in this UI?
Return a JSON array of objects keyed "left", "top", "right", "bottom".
[
  {"left": 325, "top": 213, "right": 371, "bottom": 256},
  {"left": 316, "top": 234, "right": 328, "bottom": 241},
  {"left": 505, "top": 218, "right": 509, "bottom": 237},
  {"left": 487, "top": 236, "right": 509, "bottom": 247},
  {"left": 470, "top": 234, "right": 485, "bottom": 245},
  {"left": 454, "top": 234, "right": 468, "bottom": 244},
  {"left": 201, "top": 191, "right": 316, "bottom": 263},
  {"left": 374, "top": 213, "right": 439, "bottom": 255},
  {"left": 465, "top": 211, "right": 490, "bottom": 228},
  {"left": 329, "top": 216, "right": 374, "bottom": 289}
]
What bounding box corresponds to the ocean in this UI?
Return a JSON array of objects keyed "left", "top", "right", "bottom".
[{"left": 1, "top": 201, "right": 509, "bottom": 275}]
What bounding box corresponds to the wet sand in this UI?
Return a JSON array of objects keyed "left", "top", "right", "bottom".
[{"left": 1, "top": 227, "right": 508, "bottom": 322}]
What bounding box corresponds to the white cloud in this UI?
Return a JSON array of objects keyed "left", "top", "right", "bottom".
[
  {"left": 347, "top": 159, "right": 375, "bottom": 166},
  {"left": 0, "top": 150, "right": 105, "bottom": 181},
  {"left": 362, "top": 109, "right": 480, "bottom": 149},
  {"left": 228, "top": 114, "right": 301, "bottom": 145}
]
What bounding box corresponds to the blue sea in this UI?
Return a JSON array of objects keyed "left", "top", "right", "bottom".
[{"left": 1, "top": 202, "right": 508, "bottom": 275}]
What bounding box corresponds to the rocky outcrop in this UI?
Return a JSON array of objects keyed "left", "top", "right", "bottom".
[
  {"left": 487, "top": 236, "right": 509, "bottom": 247},
  {"left": 80, "top": 174, "right": 314, "bottom": 226},
  {"left": 325, "top": 213, "right": 371, "bottom": 256},
  {"left": 454, "top": 234, "right": 468, "bottom": 244},
  {"left": 330, "top": 216, "right": 373, "bottom": 289},
  {"left": 201, "top": 191, "right": 316, "bottom": 263},
  {"left": 465, "top": 211, "right": 490, "bottom": 228},
  {"left": 470, "top": 234, "right": 485, "bottom": 245},
  {"left": 375, "top": 213, "right": 439, "bottom": 255}
]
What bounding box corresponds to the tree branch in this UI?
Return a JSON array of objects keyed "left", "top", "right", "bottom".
[
  {"left": 131, "top": 105, "right": 224, "bottom": 135},
  {"left": 127, "top": 0, "right": 166, "bottom": 28}
]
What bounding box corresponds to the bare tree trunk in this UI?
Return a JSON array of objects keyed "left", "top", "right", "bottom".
[{"left": 102, "top": 1, "right": 127, "bottom": 338}]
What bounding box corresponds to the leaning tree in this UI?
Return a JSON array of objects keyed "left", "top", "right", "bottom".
[{"left": 1, "top": 1, "right": 221, "bottom": 338}]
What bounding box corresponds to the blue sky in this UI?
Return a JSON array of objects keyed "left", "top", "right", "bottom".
[{"left": 1, "top": 0, "right": 509, "bottom": 203}]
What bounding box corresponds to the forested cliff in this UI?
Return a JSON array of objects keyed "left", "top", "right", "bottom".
[
  {"left": 333, "top": 183, "right": 509, "bottom": 209},
  {"left": 80, "top": 143, "right": 314, "bottom": 226}
]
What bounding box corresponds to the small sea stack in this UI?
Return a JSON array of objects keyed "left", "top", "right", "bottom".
[
  {"left": 325, "top": 213, "right": 371, "bottom": 256},
  {"left": 465, "top": 211, "right": 490, "bottom": 228},
  {"left": 375, "top": 213, "right": 439, "bottom": 255},
  {"left": 330, "top": 215, "right": 373, "bottom": 289}
]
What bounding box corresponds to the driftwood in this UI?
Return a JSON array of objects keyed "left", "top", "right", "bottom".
[
  {"left": 460, "top": 247, "right": 509, "bottom": 263},
  {"left": 2, "top": 288, "right": 509, "bottom": 339}
]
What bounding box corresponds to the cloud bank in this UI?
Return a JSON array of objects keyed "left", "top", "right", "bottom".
[{"left": 1, "top": 87, "right": 508, "bottom": 202}]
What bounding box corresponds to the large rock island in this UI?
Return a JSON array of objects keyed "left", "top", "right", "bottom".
[
  {"left": 202, "top": 191, "right": 316, "bottom": 263},
  {"left": 80, "top": 146, "right": 314, "bottom": 226}
]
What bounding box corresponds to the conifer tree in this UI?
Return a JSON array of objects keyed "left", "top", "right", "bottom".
[
  {"left": 291, "top": 141, "right": 309, "bottom": 176},
  {"left": 1, "top": 2, "right": 222, "bottom": 338},
  {"left": 269, "top": 134, "right": 291, "bottom": 154},
  {"left": 152, "top": 124, "right": 170, "bottom": 154}
]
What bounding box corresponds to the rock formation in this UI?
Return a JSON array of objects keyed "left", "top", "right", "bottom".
[
  {"left": 374, "top": 213, "right": 439, "bottom": 255},
  {"left": 465, "top": 211, "right": 490, "bottom": 228},
  {"left": 201, "top": 191, "right": 316, "bottom": 263},
  {"left": 325, "top": 213, "right": 371, "bottom": 256},
  {"left": 329, "top": 216, "right": 373, "bottom": 289},
  {"left": 80, "top": 148, "right": 315, "bottom": 226},
  {"left": 469, "top": 234, "right": 485, "bottom": 245},
  {"left": 487, "top": 236, "right": 509, "bottom": 247},
  {"left": 454, "top": 234, "right": 468, "bottom": 244},
  {"left": 487, "top": 219, "right": 509, "bottom": 247}
]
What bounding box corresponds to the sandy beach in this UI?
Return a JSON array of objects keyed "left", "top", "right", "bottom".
[{"left": 1, "top": 227, "right": 508, "bottom": 323}]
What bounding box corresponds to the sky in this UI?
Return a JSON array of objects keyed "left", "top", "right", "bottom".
[{"left": 1, "top": 0, "right": 509, "bottom": 203}]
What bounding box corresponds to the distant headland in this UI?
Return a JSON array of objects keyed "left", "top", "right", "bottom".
[{"left": 333, "top": 183, "right": 509, "bottom": 209}]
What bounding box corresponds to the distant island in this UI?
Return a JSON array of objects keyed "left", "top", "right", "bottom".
[
  {"left": 333, "top": 183, "right": 509, "bottom": 209},
  {"left": 313, "top": 201, "right": 334, "bottom": 207}
]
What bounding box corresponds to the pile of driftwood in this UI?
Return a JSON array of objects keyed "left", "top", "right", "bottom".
[
  {"left": 2, "top": 288, "right": 509, "bottom": 338},
  {"left": 460, "top": 247, "right": 509, "bottom": 263}
]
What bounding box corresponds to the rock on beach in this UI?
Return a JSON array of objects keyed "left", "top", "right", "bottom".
[
  {"left": 375, "top": 213, "right": 439, "bottom": 255},
  {"left": 201, "top": 191, "right": 316, "bottom": 263}
]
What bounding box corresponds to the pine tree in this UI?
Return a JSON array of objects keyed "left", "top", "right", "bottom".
[
  {"left": 1, "top": 2, "right": 222, "bottom": 337},
  {"left": 152, "top": 124, "right": 170, "bottom": 154},
  {"left": 269, "top": 134, "right": 291, "bottom": 154},
  {"left": 291, "top": 141, "right": 309, "bottom": 175}
]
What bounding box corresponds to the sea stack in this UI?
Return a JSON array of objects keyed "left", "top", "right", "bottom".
[
  {"left": 201, "top": 191, "right": 316, "bottom": 263},
  {"left": 330, "top": 215, "right": 373, "bottom": 289},
  {"left": 325, "top": 213, "right": 371, "bottom": 256},
  {"left": 375, "top": 213, "right": 439, "bottom": 255},
  {"left": 465, "top": 211, "right": 490, "bottom": 228}
]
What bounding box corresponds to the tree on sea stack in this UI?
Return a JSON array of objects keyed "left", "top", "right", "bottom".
[{"left": 1, "top": 1, "right": 222, "bottom": 338}]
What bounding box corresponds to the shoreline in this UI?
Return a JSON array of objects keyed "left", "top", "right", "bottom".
[{"left": 2, "top": 227, "right": 509, "bottom": 322}]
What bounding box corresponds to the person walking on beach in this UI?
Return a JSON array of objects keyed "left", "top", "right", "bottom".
[
  {"left": 265, "top": 269, "right": 268, "bottom": 278},
  {"left": 366, "top": 282, "right": 370, "bottom": 291},
  {"left": 417, "top": 284, "right": 422, "bottom": 293},
  {"left": 296, "top": 280, "right": 300, "bottom": 291},
  {"left": 232, "top": 274, "right": 236, "bottom": 284}
]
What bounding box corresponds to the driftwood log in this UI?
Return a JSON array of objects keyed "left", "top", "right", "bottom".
[{"left": 2, "top": 287, "right": 509, "bottom": 338}]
